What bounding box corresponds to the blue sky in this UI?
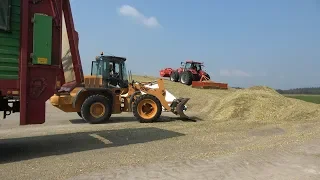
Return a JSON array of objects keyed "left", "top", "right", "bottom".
[{"left": 70, "top": 0, "right": 320, "bottom": 89}]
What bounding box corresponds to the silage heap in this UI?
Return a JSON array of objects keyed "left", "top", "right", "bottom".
[
  {"left": 132, "top": 75, "right": 320, "bottom": 122},
  {"left": 201, "top": 86, "right": 320, "bottom": 122}
]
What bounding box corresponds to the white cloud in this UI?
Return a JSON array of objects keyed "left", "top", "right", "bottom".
[
  {"left": 118, "top": 5, "right": 161, "bottom": 28},
  {"left": 219, "top": 69, "right": 251, "bottom": 77}
]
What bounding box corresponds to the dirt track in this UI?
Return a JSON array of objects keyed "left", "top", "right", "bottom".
[{"left": 1, "top": 101, "right": 320, "bottom": 180}]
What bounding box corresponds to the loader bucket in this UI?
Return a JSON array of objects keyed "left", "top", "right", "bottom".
[
  {"left": 191, "top": 75, "right": 228, "bottom": 89},
  {"left": 171, "top": 98, "right": 190, "bottom": 119}
]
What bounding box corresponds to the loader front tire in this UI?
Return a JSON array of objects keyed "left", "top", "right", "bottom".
[
  {"left": 132, "top": 94, "right": 162, "bottom": 123},
  {"left": 81, "top": 95, "right": 112, "bottom": 124}
]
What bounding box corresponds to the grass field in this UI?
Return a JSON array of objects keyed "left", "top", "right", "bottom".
[{"left": 284, "top": 94, "right": 320, "bottom": 104}]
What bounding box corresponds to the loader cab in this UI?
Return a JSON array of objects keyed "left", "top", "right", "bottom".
[{"left": 91, "top": 53, "right": 128, "bottom": 88}]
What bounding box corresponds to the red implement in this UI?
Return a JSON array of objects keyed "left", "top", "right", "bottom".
[
  {"left": 159, "top": 68, "right": 173, "bottom": 77},
  {"left": 191, "top": 75, "right": 228, "bottom": 89}
]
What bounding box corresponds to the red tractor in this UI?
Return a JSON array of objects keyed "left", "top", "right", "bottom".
[{"left": 160, "top": 61, "right": 210, "bottom": 85}]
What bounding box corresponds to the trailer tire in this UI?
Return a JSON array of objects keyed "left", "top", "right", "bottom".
[
  {"left": 81, "top": 95, "right": 112, "bottom": 124},
  {"left": 132, "top": 94, "right": 162, "bottom": 123},
  {"left": 180, "top": 71, "right": 193, "bottom": 85},
  {"left": 170, "top": 71, "right": 179, "bottom": 82}
]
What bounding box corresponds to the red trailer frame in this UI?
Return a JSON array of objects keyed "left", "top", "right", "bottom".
[{"left": 0, "top": 0, "right": 83, "bottom": 125}]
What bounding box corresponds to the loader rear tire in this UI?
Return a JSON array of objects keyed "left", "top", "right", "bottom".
[
  {"left": 81, "top": 95, "right": 112, "bottom": 124},
  {"left": 180, "top": 71, "right": 193, "bottom": 85},
  {"left": 170, "top": 71, "right": 179, "bottom": 82},
  {"left": 132, "top": 94, "right": 162, "bottom": 123}
]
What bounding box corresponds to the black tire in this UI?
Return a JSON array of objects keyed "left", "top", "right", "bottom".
[
  {"left": 129, "top": 91, "right": 142, "bottom": 111},
  {"left": 132, "top": 94, "right": 162, "bottom": 123},
  {"left": 77, "top": 112, "right": 82, "bottom": 118},
  {"left": 170, "top": 71, "right": 179, "bottom": 82},
  {"left": 81, "top": 94, "right": 112, "bottom": 124},
  {"left": 180, "top": 71, "right": 193, "bottom": 85},
  {"left": 205, "top": 74, "right": 210, "bottom": 80}
]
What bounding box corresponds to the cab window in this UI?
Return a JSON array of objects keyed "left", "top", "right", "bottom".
[
  {"left": 109, "top": 62, "right": 120, "bottom": 78},
  {"left": 114, "top": 63, "right": 120, "bottom": 74},
  {"left": 185, "top": 63, "right": 192, "bottom": 69},
  {"left": 91, "top": 61, "right": 98, "bottom": 75}
]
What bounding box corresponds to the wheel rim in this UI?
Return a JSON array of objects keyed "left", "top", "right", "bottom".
[
  {"left": 89, "top": 102, "right": 106, "bottom": 118},
  {"left": 137, "top": 99, "right": 157, "bottom": 119}
]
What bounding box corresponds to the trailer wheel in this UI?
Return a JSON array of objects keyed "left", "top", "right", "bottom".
[
  {"left": 81, "top": 95, "right": 112, "bottom": 124},
  {"left": 170, "top": 71, "right": 179, "bottom": 82},
  {"left": 132, "top": 94, "right": 162, "bottom": 123},
  {"left": 180, "top": 71, "right": 193, "bottom": 85}
]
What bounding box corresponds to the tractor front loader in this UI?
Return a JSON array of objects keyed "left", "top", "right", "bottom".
[{"left": 50, "top": 53, "right": 190, "bottom": 124}]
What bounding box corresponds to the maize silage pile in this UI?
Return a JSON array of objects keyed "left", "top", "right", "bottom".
[
  {"left": 133, "top": 75, "right": 320, "bottom": 122},
  {"left": 207, "top": 86, "right": 320, "bottom": 122}
]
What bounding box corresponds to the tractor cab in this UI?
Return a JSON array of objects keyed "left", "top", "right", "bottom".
[
  {"left": 91, "top": 53, "right": 129, "bottom": 88},
  {"left": 181, "top": 61, "right": 203, "bottom": 72}
]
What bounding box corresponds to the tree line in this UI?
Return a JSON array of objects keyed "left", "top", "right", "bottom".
[
  {"left": 275, "top": 87, "right": 320, "bottom": 95},
  {"left": 230, "top": 87, "right": 320, "bottom": 95}
]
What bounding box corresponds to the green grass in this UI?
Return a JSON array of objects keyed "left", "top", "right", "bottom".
[{"left": 284, "top": 94, "right": 320, "bottom": 104}]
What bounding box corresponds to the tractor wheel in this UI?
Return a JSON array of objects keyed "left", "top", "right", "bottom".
[
  {"left": 180, "top": 71, "right": 193, "bottom": 85},
  {"left": 205, "top": 74, "right": 210, "bottom": 80},
  {"left": 170, "top": 71, "right": 179, "bottom": 82},
  {"left": 132, "top": 94, "right": 162, "bottom": 123},
  {"left": 81, "top": 95, "right": 112, "bottom": 124},
  {"left": 77, "top": 112, "right": 82, "bottom": 118}
]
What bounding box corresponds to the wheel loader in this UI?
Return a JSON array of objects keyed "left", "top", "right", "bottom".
[{"left": 50, "top": 53, "right": 190, "bottom": 124}]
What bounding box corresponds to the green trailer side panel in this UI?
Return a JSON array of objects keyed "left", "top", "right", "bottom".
[
  {"left": 0, "top": 0, "right": 20, "bottom": 80},
  {"left": 32, "top": 14, "right": 53, "bottom": 65}
]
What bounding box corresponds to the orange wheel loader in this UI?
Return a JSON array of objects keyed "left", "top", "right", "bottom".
[{"left": 50, "top": 53, "right": 190, "bottom": 124}]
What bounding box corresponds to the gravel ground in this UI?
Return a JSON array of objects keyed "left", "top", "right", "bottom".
[
  {"left": 69, "top": 138, "right": 320, "bottom": 180},
  {"left": 1, "top": 102, "right": 320, "bottom": 180}
]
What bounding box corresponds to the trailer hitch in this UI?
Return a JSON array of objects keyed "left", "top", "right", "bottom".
[
  {"left": 3, "top": 108, "right": 11, "bottom": 119},
  {"left": 0, "top": 100, "right": 20, "bottom": 119}
]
